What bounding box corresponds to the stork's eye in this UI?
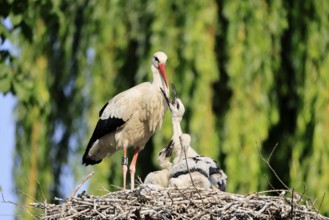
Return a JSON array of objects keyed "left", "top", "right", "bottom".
[{"left": 154, "top": 56, "right": 160, "bottom": 63}]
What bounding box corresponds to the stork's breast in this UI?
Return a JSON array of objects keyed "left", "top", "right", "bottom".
[{"left": 144, "top": 91, "right": 168, "bottom": 132}]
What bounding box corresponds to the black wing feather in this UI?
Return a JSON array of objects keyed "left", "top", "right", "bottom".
[
  {"left": 99, "top": 102, "right": 108, "bottom": 117},
  {"left": 82, "top": 116, "right": 126, "bottom": 165}
]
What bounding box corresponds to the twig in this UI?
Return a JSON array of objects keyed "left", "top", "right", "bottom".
[
  {"left": 17, "top": 190, "right": 40, "bottom": 204},
  {"left": 36, "top": 179, "right": 47, "bottom": 203},
  {"left": 256, "top": 142, "right": 324, "bottom": 218},
  {"left": 256, "top": 203, "right": 269, "bottom": 216},
  {"left": 1, "top": 193, "right": 38, "bottom": 220},
  {"left": 175, "top": 186, "right": 213, "bottom": 217},
  {"left": 291, "top": 188, "right": 294, "bottom": 220},
  {"left": 93, "top": 200, "right": 106, "bottom": 218},
  {"left": 60, "top": 171, "right": 94, "bottom": 218},
  {"left": 257, "top": 143, "right": 322, "bottom": 216},
  {"left": 179, "top": 135, "right": 205, "bottom": 206},
  {"left": 264, "top": 175, "right": 276, "bottom": 192},
  {"left": 317, "top": 193, "right": 326, "bottom": 217},
  {"left": 267, "top": 142, "right": 278, "bottom": 162},
  {"left": 256, "top": 143, "right": 290, "bottom": 190},
  {"left": 69, "top": 171, "right": 94, "bottom": 199}
]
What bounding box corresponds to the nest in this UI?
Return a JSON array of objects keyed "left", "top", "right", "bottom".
[{"left": 31, "top": 184, "right": 328, "bottom": 220}]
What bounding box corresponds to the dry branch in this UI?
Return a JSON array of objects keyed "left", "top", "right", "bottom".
[{"left": 31, "top": 185, "right": 329, "bottom": 220}]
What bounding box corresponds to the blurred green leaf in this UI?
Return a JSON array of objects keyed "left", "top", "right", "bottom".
[
  {"left": 12, "top": 79, "right": 29, "bottom": 101},
  {"left": 0, "top": 63, "right": 12, "bottom": 93},
  {"left": 9, "top": 13, "right": 22, "bottom": 26}
]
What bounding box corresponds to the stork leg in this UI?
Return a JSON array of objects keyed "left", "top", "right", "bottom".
[
  {"left": 129, "top": 147, "right": 140, "bottom": 190},
  {"left": 122, "top": 147, "right": 128, "bottom": 189}
]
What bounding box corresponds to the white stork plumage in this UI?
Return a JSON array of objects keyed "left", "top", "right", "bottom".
[
  {"left": 162, "top": 86, "right": 227, "bottom": 190},
  {"left": 168, "top": 134, "right": 213, "bottom": 189},
  {"left": 169, "top": 134, "right": 227, "bottom": 190},
  {"left": 144, "top": 140, "right": 173, "bottom": 188},
  {"left": 82, "top": 51, "right": 169, "bottom": 190}
]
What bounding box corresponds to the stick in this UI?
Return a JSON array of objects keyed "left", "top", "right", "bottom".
[
  {"left": 1, "top": 193, "right": 38, "bottom": 219},
  {"left": 69, "top": 171, "right": 94, "bottom": 199},
  {"left": 291, "top": 188, "right": 294, "bottom": 220},
  {"left": 256, "top": 143, "right": 290, "bottom": 190},
  {"left": 179, "top": 135, "right": 205, "bottom": 206},
  {"left": 60, "top": 171, "right": 94, "bottom": 218}
]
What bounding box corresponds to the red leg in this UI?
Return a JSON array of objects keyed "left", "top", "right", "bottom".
[
  {"left": 122, "top": 147, "right": 128, "bottom": 190},
  {"left": 129, "top": 147, "right": 140, "bottom": 189}
]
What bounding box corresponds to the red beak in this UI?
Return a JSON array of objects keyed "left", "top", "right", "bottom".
[{"left": 158, "top": 63, "right": 168, "bottom": 88}]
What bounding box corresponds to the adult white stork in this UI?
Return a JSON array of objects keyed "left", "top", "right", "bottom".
[{"left": 82, "top": 51, "right": 169, "bottom": 190}]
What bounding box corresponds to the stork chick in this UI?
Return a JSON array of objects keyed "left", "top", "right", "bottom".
[
  {"left": 171, "top": 134, "right": 227, "bottom": 191},
  {"left": 82, "top": 51, "right": 170, "bottom": 190},
  {"left": 144, "top": 140, "right": 173, "bottom": 188},
  {"left": 168, "top": 134, "right": 212, "bottom": 189},
  {"left": 163, "top": 85, "right": 227, "bottom": 190}
]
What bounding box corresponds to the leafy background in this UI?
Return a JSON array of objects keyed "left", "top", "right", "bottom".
[{"left": 1, "top": 0, "right": 328, "bottom": 218}]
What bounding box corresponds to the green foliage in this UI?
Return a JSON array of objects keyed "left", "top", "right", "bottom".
[
  {"left": 289, "top": 0, "right": 329, "bottom": 211},
  {"left": 1, "top": 0, "right": 329, "bottom": 217},
  {"left": 221, "top": 0, "right": 287, "bottom": 193}
]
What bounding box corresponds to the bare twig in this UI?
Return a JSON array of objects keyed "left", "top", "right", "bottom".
[
  {"left": 17, "top": 190, "right": 40, "bottom": 204},
  {"left": 179, "top": 135, "right": 205, "bottom": 206},
  {"left": 69, "top": 171, "right": 94, "bottom": 199},
  {"left": 60, "top": 171, "right": 94, "bottom": 218},
  {"left": 257, "top": 142, "right": 324, "bottom": 218},
  {"left": 291, "top": 188, "right": 294, "bottom": 220},
  {"left": 36, "top": 179, "right": 47, "bottom": 203},
  {"left": 267, "top": 142, "right": 278, "bottom": 162},
  {"left": 256, "top": 142, "right": 290, "bottom": 190},
  {"left": 317, "top": 193, "right": 326, "bottom": 217},
  {"left": 1, "top": 193, "right": 38, "bottom": 220}
]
